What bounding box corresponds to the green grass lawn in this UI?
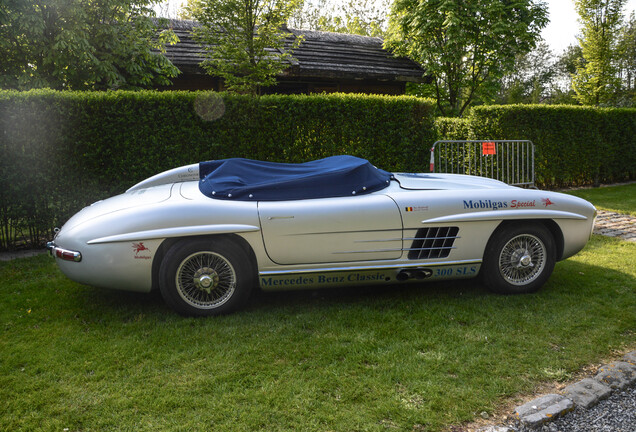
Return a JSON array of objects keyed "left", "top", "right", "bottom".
[
  {"left": 564, "top": 182, "right": 636, "bottom": 216},
  {"left": 1, "top": 234, "right": 634, "bottom": 431}
]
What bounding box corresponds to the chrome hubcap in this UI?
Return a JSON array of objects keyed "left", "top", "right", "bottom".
[
  {"left": 519, "top": 254, "right": 532, "bottom": 267},
  {"left": 193, "top": 268, "right": 220, "bottom": 294},
  {"left": 499, "top": 234, "right": 546, "bottom": 286}
]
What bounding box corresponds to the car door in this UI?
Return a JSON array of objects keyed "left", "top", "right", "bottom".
[{"left": 258, "top": 195, "right": 403, "bottom": 265}]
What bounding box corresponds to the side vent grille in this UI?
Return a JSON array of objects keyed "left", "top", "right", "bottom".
[{"left": 408, "top": 227, "right": 460, "bottom": 260}]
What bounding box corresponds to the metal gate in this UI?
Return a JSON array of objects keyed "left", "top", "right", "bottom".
[{"left": 429, "top": 140, "right": 535, "bottom": 187}]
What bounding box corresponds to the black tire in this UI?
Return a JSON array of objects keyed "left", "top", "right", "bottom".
[
  {"left": 481, "top": 223, "right": 556, "bottom": 294},
  {"left": 159, "top": 237, "right": 255, "bottom": 316}
]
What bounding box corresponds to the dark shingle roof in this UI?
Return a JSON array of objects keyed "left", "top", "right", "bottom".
[{"left": 160, "top": 19, "right": 426, "bottom": 83}]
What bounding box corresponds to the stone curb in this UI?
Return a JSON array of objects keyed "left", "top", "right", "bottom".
[
  {"left": 562, "top": 378, "right": 611, "bottom": 409},
  {"left": 513, "top": 350, "right": 636, "bottom": 429},
  {"left": 595, "top": 361, "right": 636, "bottom": 390},
  {"left": 514, "top": 394, "right": 573, "bottom": 428},
  {"left": 477, "top": 350, "right": 636, "bottom": 431}
]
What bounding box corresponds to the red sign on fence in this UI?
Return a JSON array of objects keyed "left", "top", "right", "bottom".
[{"left": 482, "top": 142, "right": 496, "bottom": 155}]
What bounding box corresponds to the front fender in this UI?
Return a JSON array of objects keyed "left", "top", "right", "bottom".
[{"left": 420, "top": 209, "right": 588, "bottom": 224}]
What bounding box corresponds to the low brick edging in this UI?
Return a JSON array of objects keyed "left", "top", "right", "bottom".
[{"left": 512, "top": 350, "right": 636, "bottom": 429}]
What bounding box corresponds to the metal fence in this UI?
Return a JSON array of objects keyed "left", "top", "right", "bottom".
[{"left": 430, "top": 140, "right": 535, "bottom": 187}]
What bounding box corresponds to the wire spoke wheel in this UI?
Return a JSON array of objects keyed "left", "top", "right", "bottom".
[
  {"left": 498, "top": 234, "right": 546, "bottom": 286},
  {"left": 482, "top": 223, "right": 556, "bottom": 294},
  {"left": 176, "top": 251, "right": 237, "bottom": 309},
  {"left": 159, "top": 237, "right": 254, "bottom": 316}
]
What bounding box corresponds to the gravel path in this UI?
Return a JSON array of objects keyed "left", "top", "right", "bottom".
[{"left": 508, "top": 385, "right": 636, "bottom": 432}]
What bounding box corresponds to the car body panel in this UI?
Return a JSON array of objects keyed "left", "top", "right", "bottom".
[
  {"left": 49, "top": 162, "right": 596, "bottom": 298},
  {"left": 257, "top": 262, "right": 481, "bottom": 291},
  {"left": 258, "top": 194, "right": 403, "bottom": 264},
  {"left": 393, "top": 172, "right": 508, "bottom": 190},
  {"left": 87, "top": 224, "right": 260, "bottom": 244}
]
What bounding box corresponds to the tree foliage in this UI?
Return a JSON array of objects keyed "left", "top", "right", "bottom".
[
  {"left": 289, "top": 0, "right": 390, "bottom": 37},
  {"left": 572, "top": 0, "right": 626, "bottom": 105},
  {"left": 496, "top": 41, "right": 557, "bottom": 104},
  {"left": 0, "top": 0, "right": 179, "bottom": 90},
  {"left": 547, "top": 44, "right": 587, "bottom": 104},
  {"left": 188, "top": 0, "right": 302, "bottom": 95},
  {"left": 385, "top": 0, "right": 548, "bottom": 116},
  {"left": 616, "top": 12, "right": 636, "bottom": 105}
]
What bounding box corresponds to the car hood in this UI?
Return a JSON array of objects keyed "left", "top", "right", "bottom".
[{"left": 393, "top": 173, "right": 513, "bottom": 190}]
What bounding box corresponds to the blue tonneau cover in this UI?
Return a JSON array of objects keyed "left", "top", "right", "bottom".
[{"left": 199, "top": 155, "right": 392, "bottom": 201}]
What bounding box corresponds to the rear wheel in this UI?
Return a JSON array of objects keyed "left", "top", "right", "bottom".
[
  {"left": 482, "top": 223, "right": 556, "bottom": 294},
  {"left": 159, "top": 237, "right": 254, "bottom": 316}
]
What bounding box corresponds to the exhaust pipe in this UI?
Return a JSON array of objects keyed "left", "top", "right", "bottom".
[
  {"left": 414, "top": 270, "right": 427, "bottom": 279},
  {"left": 396, "top": 270, "right": 412, "bottom": 281},
  {"left": 414, "top": 269, "right": 433, "bottom": 279},
  {"left": 396, "top": 268, "right": 433, "bottom": 281}
]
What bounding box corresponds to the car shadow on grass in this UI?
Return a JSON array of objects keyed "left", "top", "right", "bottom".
[
  {"left": 247, "top": 278, "right": 482, "bottom": 311},
  {"left": 68, "top": 277, "right": 485, "bottom": 323},
  {"left": 58, "top": 255, "right": 634, "bottom": 324}
]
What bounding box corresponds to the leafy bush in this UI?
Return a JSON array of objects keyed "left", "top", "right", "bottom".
[{"left": 0, "top": 90, "right": 436, "bottom": 249}]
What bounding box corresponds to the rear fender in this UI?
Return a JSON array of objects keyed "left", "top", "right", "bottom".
[
  {"left": 150, "top": 233, "right": 258, "bottom": 292},
  {"left": 127, "top": 164, "right": 199, "bottom": 192}
]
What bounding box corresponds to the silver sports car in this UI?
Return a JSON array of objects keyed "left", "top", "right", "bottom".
[{"left": 47, "top": 156, "right": 596, "bottom": 316}]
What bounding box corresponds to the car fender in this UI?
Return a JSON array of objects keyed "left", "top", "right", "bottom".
[
  {"left": 87, "top": 224, "right": 260, "bottom": 244},
  {"left": 419, "top": 209, "right": 588, "bottom": 224}
]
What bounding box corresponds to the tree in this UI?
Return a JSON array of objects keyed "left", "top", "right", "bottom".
[
  {"left": 572, "top": 0, "right": 626, "bottom": 106},
  {"left": 0, "top": 0, "right": 179, "bottom": 90},
  {"left": 289, "top": 0, "right": 390, "bottom": 37},
  {"left": 616, "top": 12, "right": 635, "bottom": 105},
  {"left": 496, "top": 41, "right": 557, "bottom": 104},
  {"left": 385, "top": 0, "right": 548, "bottom": 116},
  {"left": 549, "top": 44, "right": 586, "bottom": 104},
  {"left": 188, "top": 0, "right": 302, "bottom": 95}
]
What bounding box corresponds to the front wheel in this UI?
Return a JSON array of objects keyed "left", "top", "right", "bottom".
[
  {"left": 159, "top": 237, "right": 255, "bottom": 316},
  {"left": 482, "top": 223, "right": 556, "bottom": 294}
]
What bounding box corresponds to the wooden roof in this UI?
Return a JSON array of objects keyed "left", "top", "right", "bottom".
[{"left": 161, "top": 19, "right": 426, "bottom": 83}]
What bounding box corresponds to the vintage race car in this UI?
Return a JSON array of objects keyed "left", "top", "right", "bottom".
[{"left": 48, "top": 155, "right": 596, "bottom": 316}]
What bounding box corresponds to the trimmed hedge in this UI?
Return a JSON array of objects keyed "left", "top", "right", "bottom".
[
  {"left": 433, "top": 117, "right": 471, "bottom": 140},
  {"left": 2, "top": 90, "right": 635, "bottom": 250},
  {"left": 470, "top": 105, "right": 636, "bottom": 187},
  {"left": 0, "top": 90, "right": 436, "bottom": 249},
  {"left": 437, "top": 105, "right": 636, "bottom": 187}
]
